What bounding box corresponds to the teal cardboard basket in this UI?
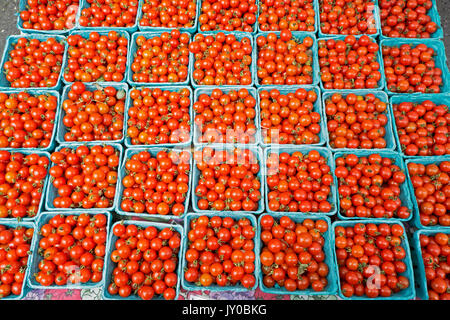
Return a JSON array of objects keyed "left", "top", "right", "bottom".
[
  {"left": 56, "top": 83, "right": 129, "bottom": 145},
  {"left": 45, "top": 142, "right": 123, "bottom": 212},
  {"left": 127, "top": 31, "right": 193, "bottom": 87},
  {"left": 138, "top": 0, "right": 201, "bottom": 34},
  {"left": 0, "top": 34, "right": 68, "bottom": 91},
  {"left": 0, "top": 220, "right": 36, "bottom": 300},
  {"left": 190, "top": 32, "right": 256, "bottom": 88},
  {"left": 257, "top": 0, "right": 319, "bottom": 34},
  {"left": 322, "top": 90, "right": 396, "bottom": 152},
  {"left": 181, "top": 212, "right": 259, "bottom": 292},
  {"left": 199, "top": 0, "right": 259, "bottom": 34},
  {"left": 0, "top": 150, "right": 51, "bottom": 223},
  {"left": 317, "top": 34, "right": 385, "bottom": 91},
  {"left": 191, "top": 145, "right": 265, "bottom": 214},
  {"left": 378, "top": 0, "right": 444, "bottom": 40},
  {"left": 389, "top": 94, "right": 450, "bottom": 158},
  {"left": 332, "top": 219, "right": 416, "bottom": 300},
  {"left": 318, "top": 1, "right": 381, "bottom": 38},
  {"left": 257, "top": 213, "right": 339, "bottom": 295},
  {"left": 264, "top": 145, "right": 337, "bottom": 216},
  {"left": 102, "top": 219, "right": 185, "bottom": 300},
  {"left": 61, "top": 29, "right": 131, "bottom": 85},
  {"left": 410, "top": 228, "right": 449, "bottom": 300},
  {"left": 404, "top": 155, "right": 450, "bottom": 230},
  {"left": 17, "top": 0, "right": 81, "bottom": 35},
  {"left": 254, "top": 32, "right": 319, "bottom": 87},
  {"left": 27, "top": 210, "right": 112, "bottom": 290},
  {"left": 0, "top": 89, "right": 61, "bottom": 152},
  {"left": 114, "top": 146, "right": 192, "bottom": 220},
  {"left": 124, "top": 86, "right": 193, "bottom": 148},
  {"left": 380, "top": 38, "right": 450, "bottom": 95},
  {"left": 257, "top": 86, "right": 326, "bottom": 148},
  {"left": 193, "top": 87, "right": 260, "bottom": 147},
  {"left": 76, "top": 0, "right": 142, "bottom": 32},
  {"left": 333, "top": 150, "right": 414, "bottom": 222}
]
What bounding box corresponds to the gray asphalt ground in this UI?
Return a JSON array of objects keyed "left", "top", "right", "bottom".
[{"left": 0, "top": 0, "right": 448, "bottom": 65}]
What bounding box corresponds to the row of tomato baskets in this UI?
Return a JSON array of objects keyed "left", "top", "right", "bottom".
[
  {"left": 15, "top": 0, "right": 445, "bottom": 40},
  {"left": 0, "top": 209, "right": 448, "bottom": 300},
  {"left": 0, "top": 29, "right": 449, "bottom": 93}
]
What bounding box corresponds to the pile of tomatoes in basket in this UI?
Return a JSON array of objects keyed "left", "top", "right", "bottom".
[
  {"left": 120, "top": 149, "right": 190, "bottom": 216},
  {"left": 392, "top": 99, "right": 449, "bottom": 156},
  {"left": 266, "top": 149, "right": 334, "bottom": 214},
  {"left": 34, "top": 213, "right": 108, "bottom": 287},
  {"left": 0, "top": 224, "right": 34, "bottom": 298},
  {"left": 61, "top": 82, "right": 125, "bottom": 142},
  {"left": 130, "top": 30, "right": 190, "bottom": 84},
  {"left": 0, "top": 91, "right": 58, "bottom": 149},
  {"left": 325, "top": 93, "right": 390, "bottom": 150},
  {"left": 0, "top": 151, "right": 49, "bottom": 219},
  {"left": 193, "top": 147, "right": 262, "bottom": 212},
  {"left": 260, "top": 214, "right": 331, "bottom": 292},
  {"left": 335, "top": 222, "right": 411, "bottom": 298},
  {"left": 108, "top": 223, "right": 181, "bottom": 300},
  {"left": 382, "top": 42, "right": 444, "bottom": 93},
  {"left": 194, "top": 88, "right": 257, "bottom": 144},
  {"left": 184, "top": 215, "right": 257, "bottom": 289},
  {"left": 3, "top": 37, "right": 65, "bottom": 88},
  {"left": 335, "top": 153, "right": 411, "bottom": 219},
  {"left": 418, "top": 232, "right": 450, "bottom": 300},
  {"left": 407, "top": 161, "right": 450, "bottom": 227},
  {"left": 189, "top": 32, "right": 253, "bottom": 86},
  {"left": 127, "top": 87, "right": 191, "bottom": 145},
  {"left": 319, "top": 35, "right": 382, "bottom": 89},
  {"left": 64, "top": 31, "right": 128, "bottom": 83},
  {"left": 49, "top": 144, "right": 120, "bottom": 209},
  {"left": 256, "top": 30, "right": 315, "bottom": 85},
  {"left": 259, "top": 88, "right": 321, "bottom": 145}
]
